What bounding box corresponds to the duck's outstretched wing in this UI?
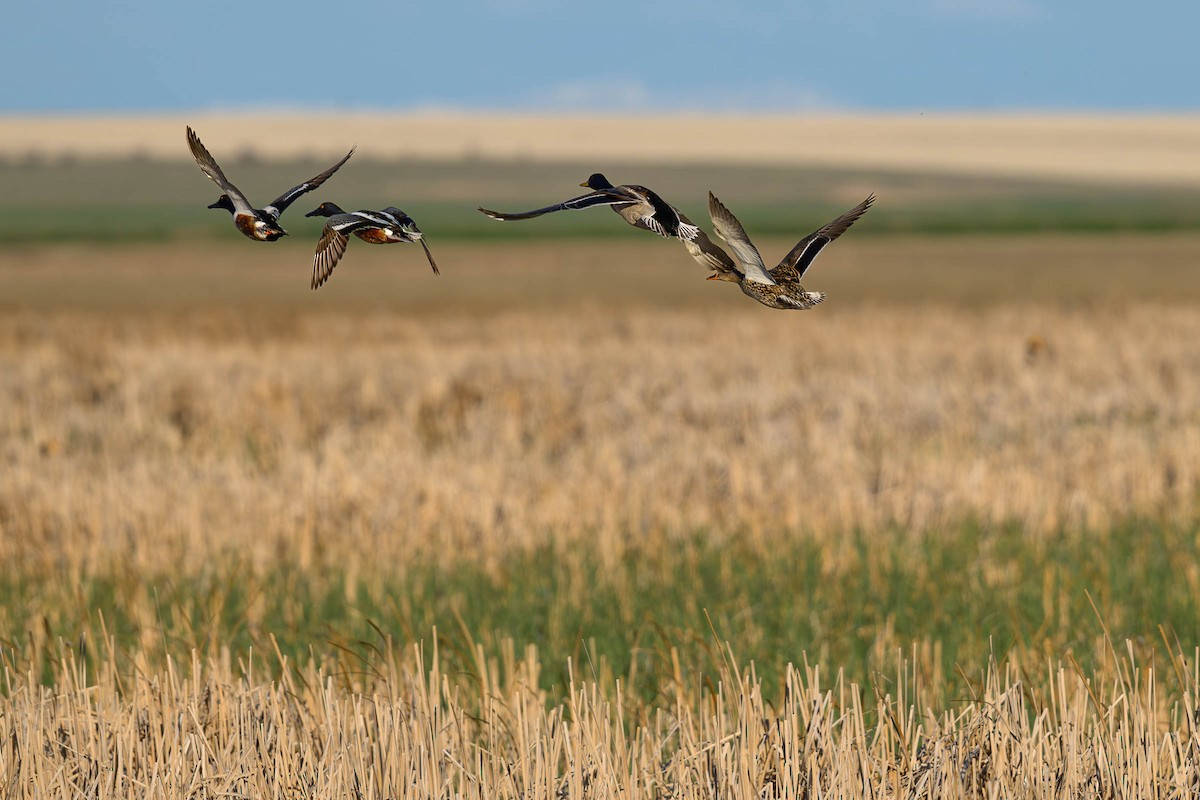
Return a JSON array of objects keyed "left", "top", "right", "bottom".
[
  {"left": 418, "top": 238, "right": 440, "bottom": 276},
  {"left": 264, "top": 147, "right": 356, "bottom": 221},
  {"left": 707, "top": 192, "right": 776, "bottom": 285},
  {"left": 627, "top": 186, "right": 700, "bottom": 241},
  {"left": 311, "top": 221, "right": 353, "bottom": 290},
  {"left": 777, "top": 290, "right": 827, "bottom": 310},
  {"left": 477, "top": 189, "right": 634, "bottom": 221},
  {"left": 676, "top": 212, "right": 740, "bottom": 276},
  {"left": 379, "top": 208, "right": 440, "bottom": 275},
  {"left": 682, "top": 232, "right": 737, "bottom": 274},
  {"left": 777, "top": 194, "right": 875, "bottom": 279},
  {"left": 186, "top": 126, "right": 255, "bottom": 214}
]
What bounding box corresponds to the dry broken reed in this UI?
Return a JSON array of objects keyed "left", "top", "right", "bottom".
[
  {"left": 3, "top": 639, "right": 1199, "bottom": 798},
  {"left": 2, "top": 300, "right": 1198, "bottom": 580}
]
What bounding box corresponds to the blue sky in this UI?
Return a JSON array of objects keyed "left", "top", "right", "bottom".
[{"left": 2, "top": 1, "right": 1197, "bottom": 113}]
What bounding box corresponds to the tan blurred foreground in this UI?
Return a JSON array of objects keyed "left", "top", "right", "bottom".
[{"left": 3, "top": 111, "right": 1200, "bottom": 185}]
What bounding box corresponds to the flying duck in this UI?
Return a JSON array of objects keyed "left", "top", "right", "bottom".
[
  {"left": 187, "top": 126, "right": 355, "bottom": 241},
  {"left": 304, "top": 202, "right": 439, "bottom": 289},
  {"left": 478, "top": 173, "right": 700, "bottom": 241},
  {"left": 705, "top": 192, "right": 874, "bottom": 310}
]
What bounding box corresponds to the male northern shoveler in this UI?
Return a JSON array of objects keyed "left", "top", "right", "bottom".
[
  {"left": 477, "top": 173, "right": 700, "bottom": 241},
  {"left": 304, "top": 202, "right": 439, "bottom": 290},
  {"left": 705, "top": 192, "right": 874, "bottom": 310},
  {"left": 186, "top": 126, "right": 355, "bottom": 242}
]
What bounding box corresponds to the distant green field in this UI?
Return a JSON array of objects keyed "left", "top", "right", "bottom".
[{"left": 4, "top": 155, "right": 1199, "bottom": 243}]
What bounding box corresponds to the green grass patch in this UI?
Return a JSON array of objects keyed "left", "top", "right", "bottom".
[
  {"left": 5, "top": 156, "right": 1200, "bottom": 243},
  {"left": 2, "top": 519, "right": 1197, "bottom": 705}
]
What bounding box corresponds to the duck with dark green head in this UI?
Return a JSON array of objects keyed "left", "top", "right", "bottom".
[{"left": 478, "top": 172, "right": 700, "bottom": 240}]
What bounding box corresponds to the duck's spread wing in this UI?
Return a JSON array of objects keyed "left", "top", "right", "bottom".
[
  {"left": 775, "top": 287, "right": 826, "bottom": 309},
  {"left": 351, "top": 209, "right": 399, "bottom": 228},
  {"left": 678, "top": 214, "right": 739, "bottom": 275},
  {"left": 778, "top": 193, "right": 875, "bottom": 279},
  {"left": 707, "top": 192, "right": 775, "bottom": 285},
  {"left": 186, "top": 126, "right": 255, "bottom": 214},
  {"left": 418, "top": 238, "right": 440, "bottom": 276},
  {"left": 632, "top": 187, "right": 700, "bottom": 241},
  {"left": 477, "top": 189, "right": 633, "bottom": 221},
  {"left": 264, "top": 146, "right": 357, "bottom": 220},
  {"left": 311, "top": 220, "right": 354, "bottom": 290}
]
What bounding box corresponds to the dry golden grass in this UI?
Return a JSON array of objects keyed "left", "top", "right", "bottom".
[
  {"left": 3, "top": 236, "right": 1200, "bottom": 578},
  {"left": 4, "top": 643, "right": 1199, "bottom": 798},
  {"left": 4, "top": 236, "right": 1200, "bottom": 795},
  {"left": 8, "top": 298, "right": 1200, "bottom": 575},
  {"left": 5, "top": 112, "right": 1200, "bottom": 185}
]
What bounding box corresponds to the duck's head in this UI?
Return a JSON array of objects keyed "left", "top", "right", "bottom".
[
  {"left": 305, "top": 201, "right": 345, "bottom": 218},
  {"left": 207, "top": 194, "right": 236, "bottom": 214},
  {"left": 706, "top": 269, "right": 741, "bottom": 283},
  {"left": 581, "top": 173, "right": 615, "bottom": 190}
]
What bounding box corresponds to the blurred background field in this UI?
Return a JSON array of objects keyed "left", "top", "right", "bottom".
[
  {"left": 4, "top": 113, "right": 1200, "bottom": 796},
  {"left": 6, "top": 113, "right": 1200, "bottom": 244}
]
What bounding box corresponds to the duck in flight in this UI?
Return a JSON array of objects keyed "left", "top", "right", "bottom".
[
  {"left": 186, "top": 126, "right": 355, "bottom": 242},
  {"left": 478, "top": 173, "right": 700, "bottom": 241},
  {"left": 705, "top": 192, "right": 874, "bottom": 310},
  {"left": 304, "top": 202, "right": 439, "bottom": 290}
]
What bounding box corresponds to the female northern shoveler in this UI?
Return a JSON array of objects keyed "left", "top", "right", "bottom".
[
  {"left": 477, "top": 173, "right": 700, "bottom": 241},
  {"left": 304, "top": 202, "right": 439, "bottom": 290},
  {"left": 705, "top": 192, "right": 874, "bottom": 310},
  {"left": 186, "top": 126, "right": 355, "bottom": 242}
]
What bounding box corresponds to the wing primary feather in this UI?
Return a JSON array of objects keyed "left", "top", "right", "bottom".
[
  {"left": 265, "top": 146, "right": 357, "bottom": 218},
  {"left": 640, "top": 216, "right": 670, "bottom": 237},
  {"left": 779, "top": 194, "right": 875, "bottom": 278},
  {"left": 311, "top": 226, "right": 350, "bottom": 290},
  {"left": 186, "top": 126, "right": 254, "bottom": 213},
  {"left": 682, "top": 229, "right": 739, "bottom": 275},
  {"left": 419, "top": 238, "right": 440, "bottom": 275},
  {"left": 639, "top": 187, "right": 698, "bottom": 240},
  {"left": 707, "top": 192, "right": 775, "bottom": 285}
]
